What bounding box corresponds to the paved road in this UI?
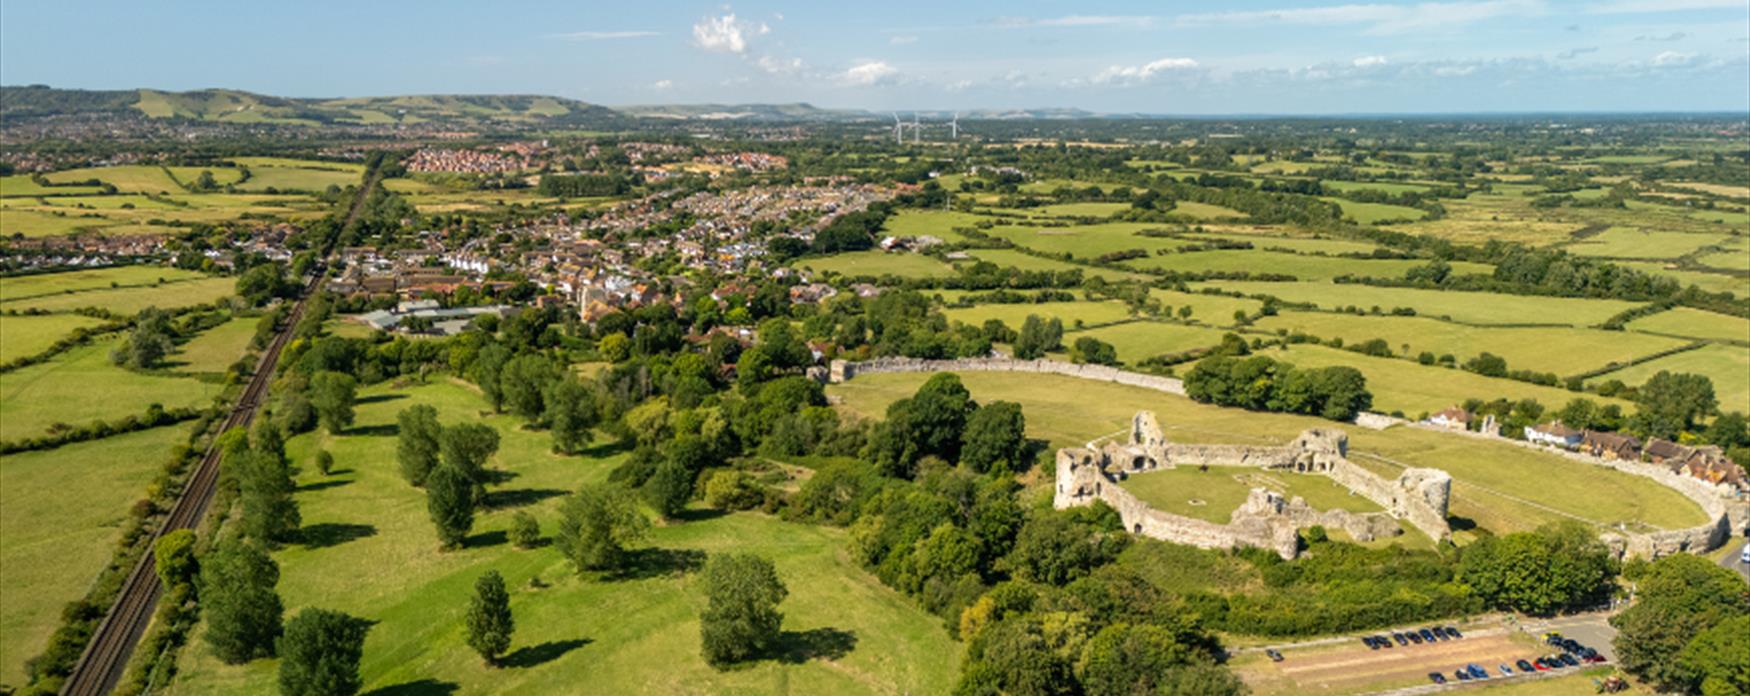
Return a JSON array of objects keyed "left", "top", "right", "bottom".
[{"left": 1718, "top": 534, "right": 1749, "bottom": 582}]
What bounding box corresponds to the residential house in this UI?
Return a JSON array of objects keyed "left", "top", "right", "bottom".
[
  {"left": 1427, "top": 407, "right": 1473, "bottom": 431},
  {"left": 1525, "top": 421, "right": 1582, "bottom": 449},
  {"left": 1580, "top": 430, "right": 1642, "bottom": 461}
]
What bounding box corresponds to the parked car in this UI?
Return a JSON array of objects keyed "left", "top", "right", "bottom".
[
  {"left": 1266, "top": 649, "right": 1284, "bottom": 662},
  {"left": 1559, "top": 653, "right": 1579, "bottom": 667},
  {"left": 1544, "top": 632, "right": 1564, "bottom": 646},
  {"left": 1516, "top": 659, "right": 1535, "bottom": 672},
  {"left": 1455, "top": 670, "right": 1471, "bottom": 681},
  {"left": 1376, "top": 635, "right": 1392, "bottom": 649},
  {"left": 1364, "top": 637, "right": 1380, "bottom": 650},
  {"left": 1419, "top": 628, "right": 1437, "bottom": 642},
  {"left": 1468, "top": 664, "right": 1488, "bottom": 679},
  {"left": 1499, "top": 664, "right": 1513, "bottom": 676},
  {"left": 1430, "top": 627, "right": 1447, "bottom": 640},
  {"left": 1392, "top": 633, "right": 1407, "bottom": 646},
  {"left": 1533, "top": 658, "right": 1553, "bottom": 671},
  {"left": 1407, "top": 632, "right": 1424, "bottom": 644},
  {"left": 1428, "top": 673, "right": 1447, "bottom": 684},
  {"left": 1445, "top": 626, "right": 1463, "bottom": 639}
]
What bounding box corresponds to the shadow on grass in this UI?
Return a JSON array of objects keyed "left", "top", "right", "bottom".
[
  {"left": 300, "top": 522, "right": 377, "bottom": 549},
  {"left": 482, "top": 469, "right": 520, "bottom": 486},
  {"left": 574, "top": 439, "right": 634, "bottom": 459},
  {"left": 357, "top": 393, "right": 409, "bottom": 405},
  {"left": 363, "top": 679, "right": 459, "bottom": 696},
  {"left": 671, "top": 507, "right": 728, "bottom": 523},
  {"left": 1448, "top": 515, "right": 1478, "bottom": 533},
  {"left": 466, "top": 530, "right": 508, "bottom": 549},
  {"left": 298, "top": 478, "right": 353, "bottom": 493},
  {"left": 608, "top": 547, "right": 707, "bottom": 581},
  {"left": 776, "top": 627, "right": 858, "bottom": 664},
  {"left": 501, "top": 638, "right": 591, "bottom": 668},
  {"left": 486, "top": 488, "right": 566, "bottom": 509},
  {"left": 348, "top": 423, "right": 400, "bottom": 438}
]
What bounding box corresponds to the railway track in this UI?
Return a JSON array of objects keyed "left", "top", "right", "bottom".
[{"left": 61, "top": 168, "right": 381, "bottom": 695}]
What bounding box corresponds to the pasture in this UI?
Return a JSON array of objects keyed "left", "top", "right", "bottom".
[
  {"left": 0, "top": 313, "right": 105, "bottom": 363},
  {"left": 229, "top": 160, "right": 363, "bottom": 192},
  {"left": 1061, "top": 321, "right": 1234, "bottom": 363},
  {"left": 1565, "top": 227, "right": 1728, "bottom": 259},
  {"left": 1014, "top": 201, "right": 1130, "bottom": 218},
  {"left": 1625, "top": 307, "right": 1750, "bottom": 343},
  {"left": 792, "top": 250, "right": 955, "bottom": 278},
  {"left": 1123, "top": 250, "right": 1487, "bottom": 281},
  {"left": 1267, "top": 344, "right": 1633, "bottom": 416},
  {"left": 164, "top": 380, "right": 960, "bottom": 695},
  {"left": 171, "top": 316, "right": 258, "bottom": 373},
  {"left": 1619, "top": 263, "right": 1749, "bottom": 297},
  {"left": 1588, "top": 344, "right": 1750, "bottom": 414},
  {"left": 960, "top": 249, "right": 1152, "bottom": 282},
  {"left": 1317, "top": 197, "right": 1425, "bottom": 224},
  {"left": 4, "top": 276, "right": 236, "bottom": 314},
  {"left": 1119, "top": 467, "right": 1382, "bottom": 524},
  {"left": 879, "top": 209, "right": 990, "bottom": 243},
  {"left": 1251, "top": 311, "right": 1690, "bottom": 377},
  {"left": 0, "top": 266, "right": 209, "bottom": 303},
  {"left": 1169, "top": 201, "right": 1245, "bottom": 220},
  {"left": 1183, "top": 231, "right": 1381, "bottom": 256},
  {"left": 0, "top": 176, "right": 103, "bottom": 197},
  {"left": 983, "top": 221, "right": 1193, "bottom": 260},
  {"left": 1194, "top": 281, "right": 1643, "bottom": 327},
  {"left": 1146, "top": 289, "right": 1263, "bottom": 322},
  {"left": 0, "top": 338, "right": 221, "bottom": 441},
  {"left": 826, "top": 371, "right": 1702, "bottom": 537},
  {"left": 0, "top": 425, "right": 191, "bottom": 688},
  {"left": 42, "top": 165, "right": 243, "bottom": 194},
  {"left": 941, "top": 300, "right": 1134, "bottom": 331}
]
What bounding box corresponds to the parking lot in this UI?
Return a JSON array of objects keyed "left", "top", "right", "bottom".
[{"left": 1238, "top": 622, "right": 1611, "bottom": 695}]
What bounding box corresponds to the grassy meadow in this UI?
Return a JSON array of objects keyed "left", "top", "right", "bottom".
[
  {"left": 1565, "top": 228, "right": 1729, "bottom": 259},
  {"left": 959, "top": 249, "right": 1152, "bottom": 282},
  {"left": 1588, "top": 344, "right": 1750, "bottom": 413},
  {"left": 1195, "top": 281, "right": 1643, "bottom": 326},
  {"left": 171, "top": 316, "right": 258, "bottom": 374},
  {"left": 1120, "top": 467, "right": 1383, "bottom": 524},
  {"left": 4, "top": 277, "right": 236, "bottom": 314},
  {"left": 1625, "top": 307, "right": 1749, "bottom": 343},
  {"left": 0, "top": 337, "right": 222, "bottom": 440},
  {"left": 792, "top": 250, "right": 955, "bottom": 278},
  {"left": 1124, "top": 250, "right": 1487, "bottom": 281},
  {"left": 1267, "top": 344, "right": 1633, "bottom": 416},
  {"left": 1060, "top": 321, "right": 1235, "bottom": 363},
  {"left": 0, "top": 313, "right": 105, "bottom": 363},
  {"left": 941, "top": 300, "right": 1134, "bottom": 330}
]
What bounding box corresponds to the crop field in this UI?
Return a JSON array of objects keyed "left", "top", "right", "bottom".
[
  {"left": 1120, "top": 467, "right": 1382, "bottom": 524},
  {"left": 793, "top": 250, "right": 955, "bottom": 278},
  {"left": 0, "top": 424, "right": 191, "bottom": 687},
  {"left": 879, "top": 209, "right": 991, "bottom": 243},
  {"left": 0, "top": 338, "right": 221, "bottom": 441},
  {"left": 1588, "top": 344, "right": 1750, "bottom": 413},
  {"left": 165, "top": 380, "right": 960, "bottom": 695},
  {"left": 984, "top": 221, "right": 1194, "bottom": 259},
  {"left": 1319, "top": 180, "right": 1432, "bottom": 194},
  {"left": 229, "top": 160, "right": 363, "bottom": 192},
  {"left": 1169, "top": 201, "right": 1245, "bottom": 220},
  {"left": 1695, "top": 248, "right": 1749, "bottom": 272},
  {"left": 1269, "top": 344, "right": 1633, "bottom": 416},
  {"left": 960, "top": 249, "right": 1152, "bottom": 282},
  {"left": 4, "top": 276, "right": 235, "bottom": 314},
  {"left": 1619, "top": 262, "right": 1749, "bottom": 296},
  {"left": 941, "top": 300, "right": 1134, "bottom": 330},
  {"left": 1318, "top": 197, "right": 1425, "bottom": 224},
  {"left": 1146, "top": 289, "right": 1263, "bottom": 322},
  {"left": 1123, "top": 250, "right": 1487, "bottom": 281},
  {"left": 42, "top": 165, "right": 244, "bottom": 194},
  {"left": 1565, "top": 227, "right": 1728, "bottom": 259},
  {"left": 0, "top": 266, "right": 208, "bottom": 302},
  {"left": 826, "top": 371, "right": 1701, "bottom": 537},
  {"left": 1384, "top": 194, "right": 1579, "bottom": 245},
  {"left": 1014, "top": 201, "right": 1130, "bottom": 218},
  {"left": 171, "top": 316, "right": 257, "bottom": 373},
  {"left": 0, "top": 176, "right": 104, "bottom": 197},
  {"left": 0, "top": 313, "right": 105, "bottom": 363},
  {"left": 1194, "top": 281, "right": 1643, "bottom": 326},
  {"left": 1183, "top": 231, "right": 1381, "bottom": 256},
  {"left": 1625, "top": 307, "right": 1749, "bottom": 343},
  {"left": 1251, "top": 311, "right": 1691, "bottom": 377},
  {"left": 1060, "top": 321, "right": 1234, "bottom": 363}
]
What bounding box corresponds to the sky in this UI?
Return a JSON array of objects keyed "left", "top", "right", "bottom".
[{"left": 3, "top": 1, "right": 1748, "bottom": 114}]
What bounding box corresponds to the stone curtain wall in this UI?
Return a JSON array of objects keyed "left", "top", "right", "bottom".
[
  {"left": 829, "top": 357, "right": 1188, "bottom": 395},
  {"left": 1055, "top": 447, "right": 1301, "bottom": 559}
]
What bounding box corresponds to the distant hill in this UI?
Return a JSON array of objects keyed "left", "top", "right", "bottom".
[{"left": 0, "top": 86, "right": 624, "bottom": 127}]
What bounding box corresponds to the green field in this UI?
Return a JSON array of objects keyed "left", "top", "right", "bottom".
[
  {"left": 1318, "top": 197, "right": 1426, "bottom": 224},
  {"left": 1119, "top": 467, "right": 1382, "bottom": 524},
  {"left": 1169, "top": 201, "right": 1245, "bottom": 220},
  {"left": 1625, "top": 307, "right": 1750, "bottom": 343},
  {"left": 1253, "top": 311, "right": 1691, "bottom": 377},
  {"left": 1588, "top": 343, "right": 1750, "bottom": 413},
  {"left": 0, "top": 313, "right": 105, "bottom": 363},
  {"left": 42, "top": 165, "right": 243, "bottom": 194},
  {"left": 961, "top": 249, "right": 1152, "bottom": 282},
  {"left": 792, "top": 250, "right": 955, "bottom": 278},
  {"left": 0, "top": 338, "right": 222, "bottom": 441},
  {"left": 942, "top": 300, "right": 1134, "bottom": 330},
  {"left": 165, "top": 380, "right": 960, "bottom": 695},
  {"left": 1270, "top": 344, "right": 1632, "bottom": 416},
  {"left": 0, "top": 424, "right": 190, "bottom": 687},
  {"left": 171, "top": 316, "right": 257, "bottom": 373},
  {"left": 1319, "top": 180, "right": 1432, "bottom": 195},
  {"left": 1619, "top": 262, "right": 1750, "bottom": 297},
  {"left": 0, "top": 266, "right": 210, "bottom": 303},
  {"left": 1061, "top": 321, "right": 1234, "bottom": 363},
  {"left": 1146, "top": 289, "right": 1263, "bottom": 322},
  {"left": 1124, "top": 250, "right": 1486, "bottom": 281},
  {"left": 826, "top": 371, "right": 1702, "bottom": 537},
  {"left": 5, "top": 277, "right": 236, "bottom": 314},
  {"left": 1018, "top": 201, "right": 1130, "bottom": 218},
  {"left": 1183, "top": 232, "right": 1381, "bottom": 256},
  {"left": 229, "top": 163, "right": 362, "bottom": 192},
  {"left": 984, "top": 221, "right": 1194, "bottom": 260},
  {"left": 1196, "top": 281, "right": 1643, "bottom": 326},
  {"left": 1695, "top": 248, "right": 1749, "bottom": 272},
  {"left": 878, "top": 209, "right": 991, "bottom": 243},
  {"left": 0, "top": 176, "right": 103, "bottom": 197},
  {"left": 1566, "top": 227, "right": 1728, "bottom": 260}
]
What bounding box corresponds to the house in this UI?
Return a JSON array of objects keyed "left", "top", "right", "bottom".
[
  {"left": 1580, "top": 430, "right": 1642, "bottom": 461},
  {"left": 1642, "top": 439, "right": 1691, "bottom": 466},
  {"left": 1428, "top": 407, "right": 1473, "bottom": 431},
  {"left": 1675, "top": 448, "right": 1747, "bottom": 490},
  {"left": 1524, "top": 421, "right": 1582, "bottom": 448}
]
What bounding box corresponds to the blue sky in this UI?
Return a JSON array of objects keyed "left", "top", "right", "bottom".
[{"left": 3, "top": 1, "right": 1747, "bottom": 113}]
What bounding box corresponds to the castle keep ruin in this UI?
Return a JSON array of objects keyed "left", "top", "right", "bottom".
[{"left": 1054, "top": 412, "right": 1453, "bottom": 559}]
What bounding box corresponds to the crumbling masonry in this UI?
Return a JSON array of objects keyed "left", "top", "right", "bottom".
[{"left": 1054, "top": 412, "right": 1453, "bottom": 559}]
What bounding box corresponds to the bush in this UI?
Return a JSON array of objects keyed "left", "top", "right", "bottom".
[
  {"left": 704, "top": 470, "right": 765, "bottom": 511},
  {"left": 509, "top": 511, "right": 542, "bottom": 548}
]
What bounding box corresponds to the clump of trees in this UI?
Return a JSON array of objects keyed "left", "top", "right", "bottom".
[
  {"left": 111, "top": 307, "right": 175, "bottom": 369},
  {"left": 1184, "top": 354, "right": 1372, "bottom": 421},
  {"left": 201, "top": 539, "right": 284, "bottom": 664},
  {"left": 1460, "top": 522, "right": 1615, "bottom": 615},
  {"left": 1612, "top": 554, "right": 1750, "bottom": 694},
  {"left": 1012, "top": 315, "right": 1064, "bottom": 360},
  {"left": 555, "top": 484, "right": 650, "bottom": 574},
  {"left": 277, "top": 608, "right": 368, "bottom": 696},
  {"left": 699, "top": 553, "right": 788, "bottom": 668}
]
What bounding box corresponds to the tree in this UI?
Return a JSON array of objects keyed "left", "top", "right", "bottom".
[
  {"left": 469, "top": 343, "right": 512, "bottom": 412},
  {"left": 1632, "top": 371, "right": 1718, "bottom": 439},
  {"left": 1612, "top": 554, "right": 1749, "bottom": 692},
  {"left": 961, "top": 401, "right": 1029, "bottom": 475},
  {"left": 277, "top": 608, "right": 367, "bottom": 696},
  {"left": 555, "top": 484, "right": 650, "bottom": 573},
  {"left": 1004, "top": 512, "right": 1129, "bottom": 586},
  {"left": 314, "top": 450, "right": 334, "bottom": 476},
  {"left": 396, "top": 405, "right": 444, "bottom": 486},
  {"left": 508, "top": 511, "right": 541, "bottom": 548},
  {"left": 544, "top": 377, "right": 597, "bottom": 454},
  {"left": 699, "top": 553, "right": 788, "bottom": 667},
  {"left": 869, "top": 373, "right": 977, "bottom": 478},
  {"left": 154, "top": 529, "right": 199, "bottom": 592},
  {"left": 238, "top": 449, "right": 301, "bottom": 545},
  {"left": 465, "top": 570, "right": 515, "bottom": 667},
  {"left": 201, "top": 540, "right": 283, "bottom": 664},
  {"left": 1461, "top": 522, "right": 1613, "bottom": 615},
  {"left": 1077, "top": 623, "right": 1196, "bottom": 696},
  {"left": 112, "top": 308, "right": 174, "bottom": 369},
  {"left": 1678, "top": 615, "right": 1750, "bottom": 696},
  {"left": 499, "top": 354, "right": 559, "bottom": 423},
  {"left": 704, "top": 470, "right": 765, "bottom": 511},
  {"left": 441, "top": 423, "right": 502, "bottom": 504},
  {"left": 1013, "top": 315, "right": 1063, "bottom": 360},
  {"left": 643, "top": 459, "right": 693, "bottom": 519},
  {"left": 308, "top": 371, "right": 357, "bottom": 435},
  {"left": 1069, "top": 337, "right": 1118, "bottom": 366},
  {"left": 426, "top": 462, "right": 475, "bottom": 549},
  {"left": 237, "top": 263, "right": 290, "bottom": 306}
]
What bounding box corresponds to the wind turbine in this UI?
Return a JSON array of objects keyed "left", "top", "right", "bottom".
[
  {"left": 891, "top": 112, "right": 905, "bottom": 144},
  {"left": 950, "top": 112, "right": 960, "bottom": 139},
  {"left": 912, "top": 112, "right": 922, "bottom": 143}
]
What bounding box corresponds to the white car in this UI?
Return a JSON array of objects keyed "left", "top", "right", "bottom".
[{"left": 1740, "top": 542, "right": 1749, "bottom": 565}]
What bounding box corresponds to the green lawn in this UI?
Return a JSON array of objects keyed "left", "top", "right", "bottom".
[
  {"left": 960, "top": 249, "right": 1152, "bottom": 282},
  {"left": 229, "top": 165, "right": 361, "bottom": 193},
  {"left": 0, "top": 424, "right": 190, "bottom": 687},
  {"left": 1124, "top": 250, "right": 1487, "bottom": 281},
  {"left": 1566, "top": 228, "right": 1729, "bottom": 260},
  {"left": 0, "top": 338, "right": 222, "bottom": 441},
  {"left": 1270, "top": 344, "right": 1633, "bottom": 416},
  {"left": 984, "top": 221, "right": 1194, "bottom": 260},
  {"left": 879, "top": 209, "right": 992, "bottom": 243},
  {"left": 1195, "top": 281, "right": 1643, "bottom": 326},
  {"left": 1119, "top": 467, "right": 1382, "bottom": 524},
  {"left": 0, "top": 313, "right": 105, "bottom": 363},
  {"left": 942, "top": 300, "right": 1134, "bottom": 331},
  {"left": 1588, "top": 343, "right": 1750, "bottom": 413},
  {"left": 0, "top": 266, "right": 210, "bottom": 303},
  {"left": 826, "top": 371, "right": 1701, "bottom": 537},
  {"left": 1061, "top": 321, "right": 1234, "bottom": 363},
  {"left": 1319, "top": 180, "right": 1432, "bottom": 195},
  {"left": 171, "top": 316, "right": 257, "bottom": 373},
  {"left": 1252, "top": 311, "right": 1690, "bottom": 377},
  {"left": 5, "top": 277, "right": 236, "bottom": 314},
  {"left": 793, "top": 251, "right": 956, "bottom": 279},
  {"left": 1317, "top": 197, "right": 1426, "bottom": 224},
  {"left": 165, "top": 380, "right": 961, "bottom": 695},
  {"left": 1625, "top": 307, "right": 1750, "bottom": 343}
]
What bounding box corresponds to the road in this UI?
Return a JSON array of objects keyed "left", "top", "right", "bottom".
[
  {"left": 1719, "top": 534, "right": 1750, "bottom": 582},
  {"left": 58, "top": 171, "right": 377, "bottom": 696}
]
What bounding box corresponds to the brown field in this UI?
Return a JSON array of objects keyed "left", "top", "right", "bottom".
[{"left": 1241, "top": 629, "right": 1551, "bottom": 696}]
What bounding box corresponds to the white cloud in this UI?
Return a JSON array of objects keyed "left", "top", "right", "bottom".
[
  {"left": 1433, "top": 64, "right": 1477, "bottom": 76},
  {"left": 1175, "top": 1, "right": 1545, "bottom": 35},
  {"left": 1652, "top": 50, "right": 1697, "bottom": 66},
  {"left": 549, "top": 30, "right": 659, "bottom": 41},
  {"left": 692, "top": 12, "right": 768, "bottom": 54},
  {"left": 1353, "top": 55, "right": 1388, "bottom": 67},
  {"left": 1093, "top": 57, "right": 1200, "bottom": 84},
  {"left": 650, "top": 79, "right": 673, "bottom": 91},
  {"left": 1589, "top": 0, "right": 1741, "bottom": 14},
  {"left": 755, "top": 55, "right": 804, "bottom": 75},
  {"left": 840, "top": 60, "right": 898, "bottom": 86}
]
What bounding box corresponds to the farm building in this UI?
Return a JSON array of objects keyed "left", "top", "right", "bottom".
[
  {"left": 1427, "top": 406, "right": 1473, "bottom": 431},
  {"left": 1525, "top": 421, "right": 1582, "bottom": 448}
]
